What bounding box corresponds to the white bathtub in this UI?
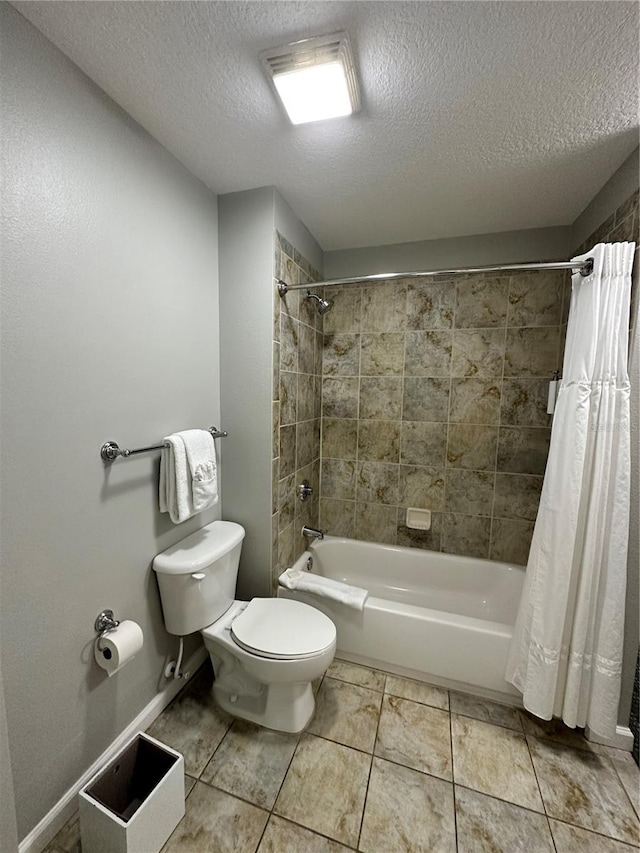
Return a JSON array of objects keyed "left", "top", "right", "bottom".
[{"left": 278, "top": 536, "right": 526, "bottom": 703}]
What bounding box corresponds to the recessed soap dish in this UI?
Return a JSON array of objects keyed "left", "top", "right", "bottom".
[{"left": 406, "top": 507, "right": 431, "bottom": 531}]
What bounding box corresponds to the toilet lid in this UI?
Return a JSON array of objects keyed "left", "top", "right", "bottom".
[{"left": 231, "top": 598, "right": 336, "bottom": 660}]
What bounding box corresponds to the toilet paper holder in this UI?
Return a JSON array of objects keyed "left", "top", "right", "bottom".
[{"left": 95, "top": 609, "right": 120, "bottom": 649}]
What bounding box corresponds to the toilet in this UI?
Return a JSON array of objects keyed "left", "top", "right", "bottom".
[{"left": 152, "top": 520, "right": 336, "bottom": 733}]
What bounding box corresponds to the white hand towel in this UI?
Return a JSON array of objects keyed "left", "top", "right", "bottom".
[
  {"left": 278, "top": 568, "right": 368, "bottom": 611},
  {"left": 176, "top": 429, "right": 219, "bottom": 511},
  {"left": 159, "top": 434, "right": 194, "bottom": 524}
]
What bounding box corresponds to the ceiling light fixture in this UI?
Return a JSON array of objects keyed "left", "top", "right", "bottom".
[{"left": 261, "top": 32, "right": 361, "bottom": 125}]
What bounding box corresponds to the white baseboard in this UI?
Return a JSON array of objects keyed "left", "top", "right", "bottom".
[
  {"left": 585, "top": 724, "right": 635, "bottom": 752},
  {"left": 19, "top": 646, "right": 208, "bottom": 853}
]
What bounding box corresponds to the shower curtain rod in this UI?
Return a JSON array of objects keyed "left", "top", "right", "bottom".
[{"left": 276, "top": 257, "right": 593, "bottom": 295}]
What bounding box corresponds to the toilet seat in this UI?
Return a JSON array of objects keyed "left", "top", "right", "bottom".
[{"left": 230, "top": 598, "right": 335, "bottom": 660}]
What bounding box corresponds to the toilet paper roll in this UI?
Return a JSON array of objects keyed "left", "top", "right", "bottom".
[{"left": 94, "top": 620, "right": 144, "bottom": 677}]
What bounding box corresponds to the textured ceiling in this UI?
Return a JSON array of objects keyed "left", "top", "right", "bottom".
[{"left": 12, "top": 1, "right": 639, "bottom": 250}]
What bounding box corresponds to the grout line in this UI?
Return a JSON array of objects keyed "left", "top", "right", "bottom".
[
  {"left": 355, "top": 683, "right": 385, "bottom": 850},
  {"left": 449, "top": 697, "right": 459, "bottom": 851}
]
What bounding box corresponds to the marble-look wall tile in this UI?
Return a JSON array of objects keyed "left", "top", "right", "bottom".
[
  {"left": 321, "top": 458, "right": 357, "bottom": 501},
  {"left": 358, "top": 420, "right": 401, "bottom": 462},
  {"left": 451, "top": 328, "right": 505, "bottom": 377},
  {"left": 446, "top": 423, "right": 498, "bottom": 471},
  {"left": 403, "top": 377, "right": 450, "bottom": 421},
  {"left": 445, "top": 469, "right": 494, "bottom": 516},
  {"left": 508, "top": 271, "right": 564, "bottom": 327},
  {"left": 504, "top": 327, "right": 560, "bottom": 377},
  {"left": 357, "top": 461, "right": 400, "bottom": 505},
  {"left": 278, "top": 522, "right": 295, "bottom": 568},
  {"left": 404, "top": 331, "right": 452, "bottom": 376},
  {"left": 361, "top": 332, "right": 405, "bottom": 375},
  {"left": 501, "top": 378, "right": 552, "bottom": 427},
  {"left": 323, "top": 376, "right": 359, "bottom": 419},
  {"left": 272, "top": 236, "right": 323, "bottom": 584},
  {"left": 278, "top": 473, "right": 295, "bottom": 531},
  {"left": 401, "top": 421, "right": 448, "bottom": 466},
  {"left": 279, "top": 424, "right": 296, "bottom": 478},
  {"left": 322, "top": 334, "right": 360, "bottom": 376},
  {"left": 441, "top": 513, "right": 491, "bottom": 558},
  {"left": 497, "top": 427, "right": 551, "bottom": 475},
  {"left": 355, "top": 502, "right": 398, "bottom": 544},
  {"left": 406, "top": 280, "right": 456, "bottom": 330},
  {"left": 297, "top": 373, "right": 316, "bottom": 422},
  {"left": 280, "top": 371, "right": 297, "bottom": 425},
  {"left": 322, "top": 418, "right": 358, "bottom": 460},
  {"left": 296, "top": 418, "right": 319, "bottom": 470},
  {"left": 272, "top": 402, "right": 279, "bottom": 459},
  {"left": 455, "top": 275, "right": 509, "bottom": 328},
  {"left": 493, "top": 473, "right": 543, "bottom": 521},
  {"left": 360, "top": 376, "right": 403, "bottom": 420},
  {"left": 316, "top": 266, "right": 565, "bottom": 565},
  {"left": 280, "top": 313, "right": 299, "bottom": 372},
  {"left": 396, "top": 510, "right": 442, "bottom": 551},
  {"left": 272, "top": 342, "right": 280, "bottom": 400},
  {"left": 362, "top": 281, "right": 407, "bottom": 331},
  {"left": 323, "top": 286, "right": 362, "bottom": 335},
  {"left": 490, "top": 517, "right": 535, "bottom": 565},
  {"left": 450, "top": 378, "right": 501, "bottom": 424},
  {"left": 320, "top": 497, "right": 356, "bottom": 538},
  {"left": 399, "top": 465, "right": 445, "bottom": 510}
]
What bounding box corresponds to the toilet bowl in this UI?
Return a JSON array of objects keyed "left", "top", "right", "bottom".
[{"left": 153, "top": 521, "right": 336, "bottom": 733}]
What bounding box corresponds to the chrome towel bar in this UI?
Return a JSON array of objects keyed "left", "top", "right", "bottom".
[{"left": 100, "top": 426, "right": 228, "bottom": 462}]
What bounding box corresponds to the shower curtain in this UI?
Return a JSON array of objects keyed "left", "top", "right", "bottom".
[{"left": 506, "top": 241, "right": 635, "bottom": 738}]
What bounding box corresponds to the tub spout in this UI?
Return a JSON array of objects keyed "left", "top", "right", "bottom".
[{"left": 302, "top": 525, "right": 325, "bottom": 541}]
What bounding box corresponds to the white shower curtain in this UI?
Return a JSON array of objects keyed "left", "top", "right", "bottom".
[{"left": 506, "top": 241, "right": 635, "bottom": 738}]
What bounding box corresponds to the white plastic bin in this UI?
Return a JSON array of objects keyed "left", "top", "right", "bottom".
[{"left": 79, "top": 732, "right": 184, "bottom": 853}]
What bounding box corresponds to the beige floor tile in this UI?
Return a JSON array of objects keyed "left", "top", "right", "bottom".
[
  {"left": 455, "top": 786, "right": 554, "bottom": 853},
  {"left": 519, "top": 710, "right": 593, "bottom": 751},
  {"left": 359, "top": 757, "right": 456, "bottom": 852},
  {"left": 162, "top": 782, "right": 268, "bottom": 853},
  {"left": 385, "top": 674, "right": 449, "bottom": 710},
  {"left": 451, "top": 714, "right": 543, "bottom": 812},
  {"left": 200, "top": 719, "right": 299, "bottom": 809},
  {"left": 257, "top": 815, "right": 352, "bottom": 852},
  {"left": 184, "top": 774, "right": 197, "bottom": 798},
  {"left": 605, "top": 748, "right": 640, "bottom": 819},
  {"left": 326, "top": 659, "right": 386, "bottom": 692},
  {"left": 147, "top": 665, "right": 232, "bottom": 776},
  {"left": 308, "top": 677, "right": 382, "bottom": 752},
  {"left": 528, "top": 737, "right": 640, "bottom": 846},
  {"left": 449, "top": 691, "right": 523, "bottom": 731},
  {"left": 274, "top": 734, "right": 370, "bottom": 847},
  {"left": 375, "top": 694, "right": 452, "bottom": 780},
  {"left": 549, "top": 818, "right": 639, "bottom": 852}
]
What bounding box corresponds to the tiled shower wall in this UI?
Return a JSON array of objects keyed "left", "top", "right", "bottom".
[
  {"left": 318, "top": 271, "right": 570, "bottom": 564},
  {"left": 271, "top": 232, "right": 323, "bottom": 591}
]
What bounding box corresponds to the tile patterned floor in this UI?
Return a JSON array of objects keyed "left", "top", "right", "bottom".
[{"left": 45, "top": 659, "right": 640, "bottom": 853}]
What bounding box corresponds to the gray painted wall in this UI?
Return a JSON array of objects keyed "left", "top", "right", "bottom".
[
  {"left": 218, "top": 187, "right": 323, "bottom": 600},
  {"left": 1, "top": 5, "right": 220, "bottom": 839},
  {"left": 218, "top": 187, "right": 275, "bottom": 600},
  {"left": 570, "top": 147, "right": 639, "bottom": 251},
  {"left": 274, "top": 192, "right": 324, "bottom": 275},
  {"left": 325, "top": 226, "right": 571, "bottom": 279}
]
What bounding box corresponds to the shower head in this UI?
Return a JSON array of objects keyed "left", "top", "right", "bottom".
[{"left": 306, "top": 291, "right": 334, "bottom": 315}]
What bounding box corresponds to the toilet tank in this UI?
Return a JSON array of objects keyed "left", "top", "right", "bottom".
[{"left": 153, "top": 521, "right": 245, "bottom": 636}]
